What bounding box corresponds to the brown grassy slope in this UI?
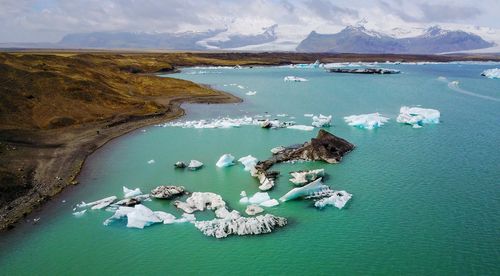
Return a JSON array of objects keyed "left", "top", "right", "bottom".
[{"left": 0, "top": 53, "right": 241, "bottom": 229}]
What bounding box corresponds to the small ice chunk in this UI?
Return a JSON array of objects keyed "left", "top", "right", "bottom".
[
  {"left": 237, "top": 85, "right": 245, "bottom": 89},
  {"left": 123, "top": 186, "right": 142, "bottom": 198},
  {"left": 270, "top": 146, "right": 285, "bottom": 154},
  {"left": 314, "top": 191, "right": 352, "bottom": 209},
  {"left": 216, "top": 154, "right": 235, "bottom": 168},
  {"left": 344, "top": 113, "right": 389, "bottom": 129},
  {"left": 154, "top": 211, "right": 176, "bottom": 224},
  {"left": 188, "top": 160, "right": 204, "bottom": 170},
  {"left": 481, "top": 68, "right": 500, "bottom": 79},
  {"left": 238, "top": 155, "right": 258, "bottom": 171},
  {"left": 287, "top": 125, "right": 314, "bottom": 131},
  {"left": 276, "top": 114, "right": 288, "bottom": 117},
  {"left": 260, "top": 199, "right": 279, "bottom": 207},
  {"left": 239, "top": 197, "right": 249, "bottom": 204},
  {"left": 240, "top": 191, "right": 247, "bottom": 197},
  {"left": 396, "top": 106, "right": 440, "bottom": 127},
  {"left": 284, "top": 76, "right": 308, "bottom": 82},
  {"left": 311, "top": 114, "right": 332, "bottom": 127},
  {"left": 245, "top": 205, "right": 264, "bottom": 216},
  {"left": 246, "top": 91, "right": 257, "bottom": 96},
  {"left": 280, "top": 178, "right": 330, "bottom": 202},
  {"left": 147, "top": 159, "right": 155, "bottom": 164},
  {"left": 72, "top": 209, "right": 87, "bottom": 217},
  {"left": 304, "top": 114, "right": 314, "bottom": 117},
  {"left": 248, "top": 192, "right": 271, "bottom": 205}
]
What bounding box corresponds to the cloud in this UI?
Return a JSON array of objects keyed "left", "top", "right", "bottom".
[
  {"left": 305, "top": 0, "right": 358, "bottom": 23},
  {"left": 419, "top": 3, "right": 482, "bottom": 22}
]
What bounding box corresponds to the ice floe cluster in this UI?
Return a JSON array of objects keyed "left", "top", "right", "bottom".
[
  {"left": 396, "top": 106, "right": 440, "bottom": 128},
  {"left": 481, "top": 68, "right": 500, "bottom": 79},
  {"left": 344, "top": 113, "right": 389, "bottom": 129}
]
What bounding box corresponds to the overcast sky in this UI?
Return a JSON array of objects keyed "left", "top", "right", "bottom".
[{"left": 1, "top": 0, "right": 499, "bottom": 43}]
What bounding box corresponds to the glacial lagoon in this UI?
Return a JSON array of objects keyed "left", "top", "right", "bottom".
[{"left": 1, "top": 63, "right": 499, "bottom": 274}]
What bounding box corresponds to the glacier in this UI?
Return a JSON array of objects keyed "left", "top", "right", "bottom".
[
  {"left": 216, "top": 154, "right": 235, "bottom": 168},
  {"left": 344, "top": 113, "right": 389, "bottom": 129},
  {"left": 396, "top": 106, "right": 440, "bottom": 128},
  {"left": 481, "top": 68, "right": 500, "bottom": 79}
]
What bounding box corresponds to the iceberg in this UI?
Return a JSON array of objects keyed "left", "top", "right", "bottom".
[
  {"left": 147, "top": 159, "right": 155, "bottom": 164},
  {"left": 289, "top": 169, "right": 325, "bottom": 186},
  {"left": 260, "top": 199, "right": 279, "bottom": 207},
  {"left": 396, "top": 106, "right": 440, "bottom": 127},
  {"left": 245, "top": 205, "right": 264, "bottom": 216},
  {"left": 126, "top": 205, "right": 162, "bottom": 229},
  {"left": 284, "top": 76, "right": 308, "bottom": 82},
  {"left": 174, "top": 213, "right": 196, "bottom": 223},
  {"left": 193, "top": 214, "right": 287, "bottom": 239},
  {"left": 216, "top": 154, "right": 235, "bottom": 168},
  {"left": 77, "top": 196, "right": 117, "bottom": 210},
  {"left": 150, "top": 185, "right": 185, "bottom": 199},
  {"left": 123, "top": 186, "right": 142, "bottom": 198},
  {"left": 314, "top": 191, "right": 352, "bottom": 209},
  {"left": 238, "top": 155, "right": 258, "bottom": 171},
  {"left": 279, "top": 178, "right": 332, "bottom": 202},
  {"left": 72, "top": 209, "right": 87, "bottom": 217},
  {"left": 246, "top": 91, "right": 257, "bottom": 96},
  {"left": 343, "top": 113, "right": 389, "bottom": 129},
  {"left": 188, "top": 160, "right": 204, "bottom": 170},
  {"left": 248, "top": 192, "right": 271, "bottom": 205},
  {"left": 481, "top": 68, "right": 500, "bottom": 79},
  {"left": 311, "top": 114, "right": 332, "bottom": 127},
  {"left": 287, "top": 125, "right": 314, "bottom": 131},
  {"left": 153, "top": 211, "right": 177, "bottom": 224},
  {"left": 174, "top": 192, "right": 226, "bottom": 214}
]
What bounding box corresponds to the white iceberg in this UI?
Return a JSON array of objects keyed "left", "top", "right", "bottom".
[
  {"left": 287, "top": 125, "right": 314, "bottom": 131},
  {"left": 248, "top": 192, "right": 271, "bottom": 205},
  {"left": 188, "top": 160, "right": 204, "bottom": 170},
  {"left": 126, "top": 204, "right": 163, "bottom": 229},
  {"left": 314, "top": 191, "right": 352, "bottom": 209},
  {"left": 238, "top": 155, "right": 258, "bottom": 171},
  {"left": 279, "top": 178, "right": 331, "bottom": 202},
  {"left": 304, "top": 114, "right": 314, "bottom": 117},
  {"left": 147, "top": 159, "right": 155, "bottom": 164},
  {"left": 216, "top": 154, "right": 235, "bottom": 168},
  {"left": 396, "top": 106, "right": 440, "bottom": 127},
  {"left": 284, "top": 76, "right": 308, "bottom": 82},
  {"left": 246, "top": 91, "right": 257, "bottom": 96},
  {"left": 193, "top": 214, "right": 287, "bottom": 239},
  {"left": 481, "top": 68, "right": 500, "bottom": 79},
  {"left": 77, "top": 196, "right": 117, "bottom": 210},
  {"left": 311, "top": 114, "right": 332, "bottom": 127},
  {"left": 153, "top": 211, "right": 177, "bottom": 224},
  {"left": 260, "top": 199, "right": 280, "bottom": 207},
  {"left": 123, "top": 186, "right": 142, "bottom": 198},
  {"left": 289, "top": 169, "right": 325, "bottom": 185},
  {"left": 344, "top": 113, "right": 389, "bottom": 129},
  {"left": 239, "top": 197, "right": 249, "bottom": 204}
]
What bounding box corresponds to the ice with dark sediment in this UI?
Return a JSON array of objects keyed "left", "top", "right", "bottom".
[
  {"left": 280, "top": 178, "right": 333, "bottom": 202},
  {"left": 150, "top": 185, "right": 185, "bottom": 199},
  {"left": 344, "top": 113, "right": 389, "bottom": 129},
  {"left": 289, "top": 169, "right": 325, "bottom": 186},
  {"left": 314, "top": 191, "right": 352, "bottom": 209},
  {"left": 481, "top": 68, "right": 500, "bottom": 79},
  {"left": 174, "top": 192, "right": 226, "bottom": 214}
]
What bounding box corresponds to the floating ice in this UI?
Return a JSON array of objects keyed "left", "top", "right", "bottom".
[
  {"left": 280, "top": 178, "right": 331, "bottom": 202},
  {"left": 260, "top": 199, "right": 279, "bottom": 207},
  {"left": 311, "top": 114, "right": 332, "bottom": 127},
  {"left": 153, "top": 211, "right": 177, "bottom": 224},
  {"left": 314, "top": 191, "right": 352, "bottom": 209},
  {"left": 481, "top": 68, "right": 500, "bottom": 79},
  {"left": 126, "top": 205, "right": 163, "bottom": 229},
  {"left": 72, "top": 209, "right": 87, "bottom": 217},
  {"left": 160, "top": 116, "right": 258, "bottom": 129},
  {"left": 174, "top": 213, "right": 196, "bottom": 223},
  {"left": 77, "top": 196, "right": 117, "bottom": 210},
  {"left": 276, "top": 114, "right": 288, "bottom": 117},
  {"left": 396, "top": 106, "right": 440, "bottom": 127},
  {"left": 239, "top": 197, "right": 249, "bottom": 204},
  {"left": 150, "top": 186, "right": 185, "bottom": 199},
  {"left": 248, "top": 192, "right": 271, "bottom": 205},
  {"left": 245, "top": 205, "right": 264, "bottom": 216},
  {"left": 123, "top": 186, "right": 142, "bottom": 198},
  {"left": 289, "top": 169, "right": 325, "bottom": 186},
  {"left": 188, "top": 160, "right": 204, "bottom": 170},
  {"left": 246, "top": 91, "right": 257, "bottom": 96},
  {"left": 147, "top": 159, "right": 155, "bottom": 164},
  {"left": 343, "top": 113, "right": 389, "bottom": 129},
  {"left": 287, "top": 125, "right": 314, "bottom": 131},
  {"left": 237, "top": 85, "right": 245, "bottom": 89},
  {"left": 216, "top": 154, "right": 235, "bottom": 168},
  {"left": 284, "top": 76, "right": 308, "bottom": 82},
  {"left": 289, "top": 60, "right": 322, "bottom": 69},
  {"left": 304, "top": 114, "right": 314, "bottom": 117},
  {"left": 238, "top": 155, "right": 258, "bottom": 171},
  {"left": 193, "top": 214, "right": 287, "bottom": 239},
  {"left": 174, "top": 192, "right": 226, "bottom": 213},
  {"left": 270, "top": 146, "right": 285, "bottom": 154}
]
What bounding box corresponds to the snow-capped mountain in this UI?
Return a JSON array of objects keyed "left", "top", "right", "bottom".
[{"left": 296, "top": 25, "right": 494, "bottom": 54}]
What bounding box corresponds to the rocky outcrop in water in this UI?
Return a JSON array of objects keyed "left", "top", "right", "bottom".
[{"left": 151, "top": 185, "right": 185, "bottom": 199}]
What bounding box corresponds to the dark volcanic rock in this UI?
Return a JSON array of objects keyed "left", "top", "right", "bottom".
[
  {"left": 151, "top": 185, "right": 185, "bottom": 199},
  {"left": 255, "top": 129, "right": 354, "bottom": 172}
]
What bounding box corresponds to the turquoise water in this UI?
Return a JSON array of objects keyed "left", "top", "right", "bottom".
[{"left": 1, "top": 64, "right": 499, "bottom": 275}]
